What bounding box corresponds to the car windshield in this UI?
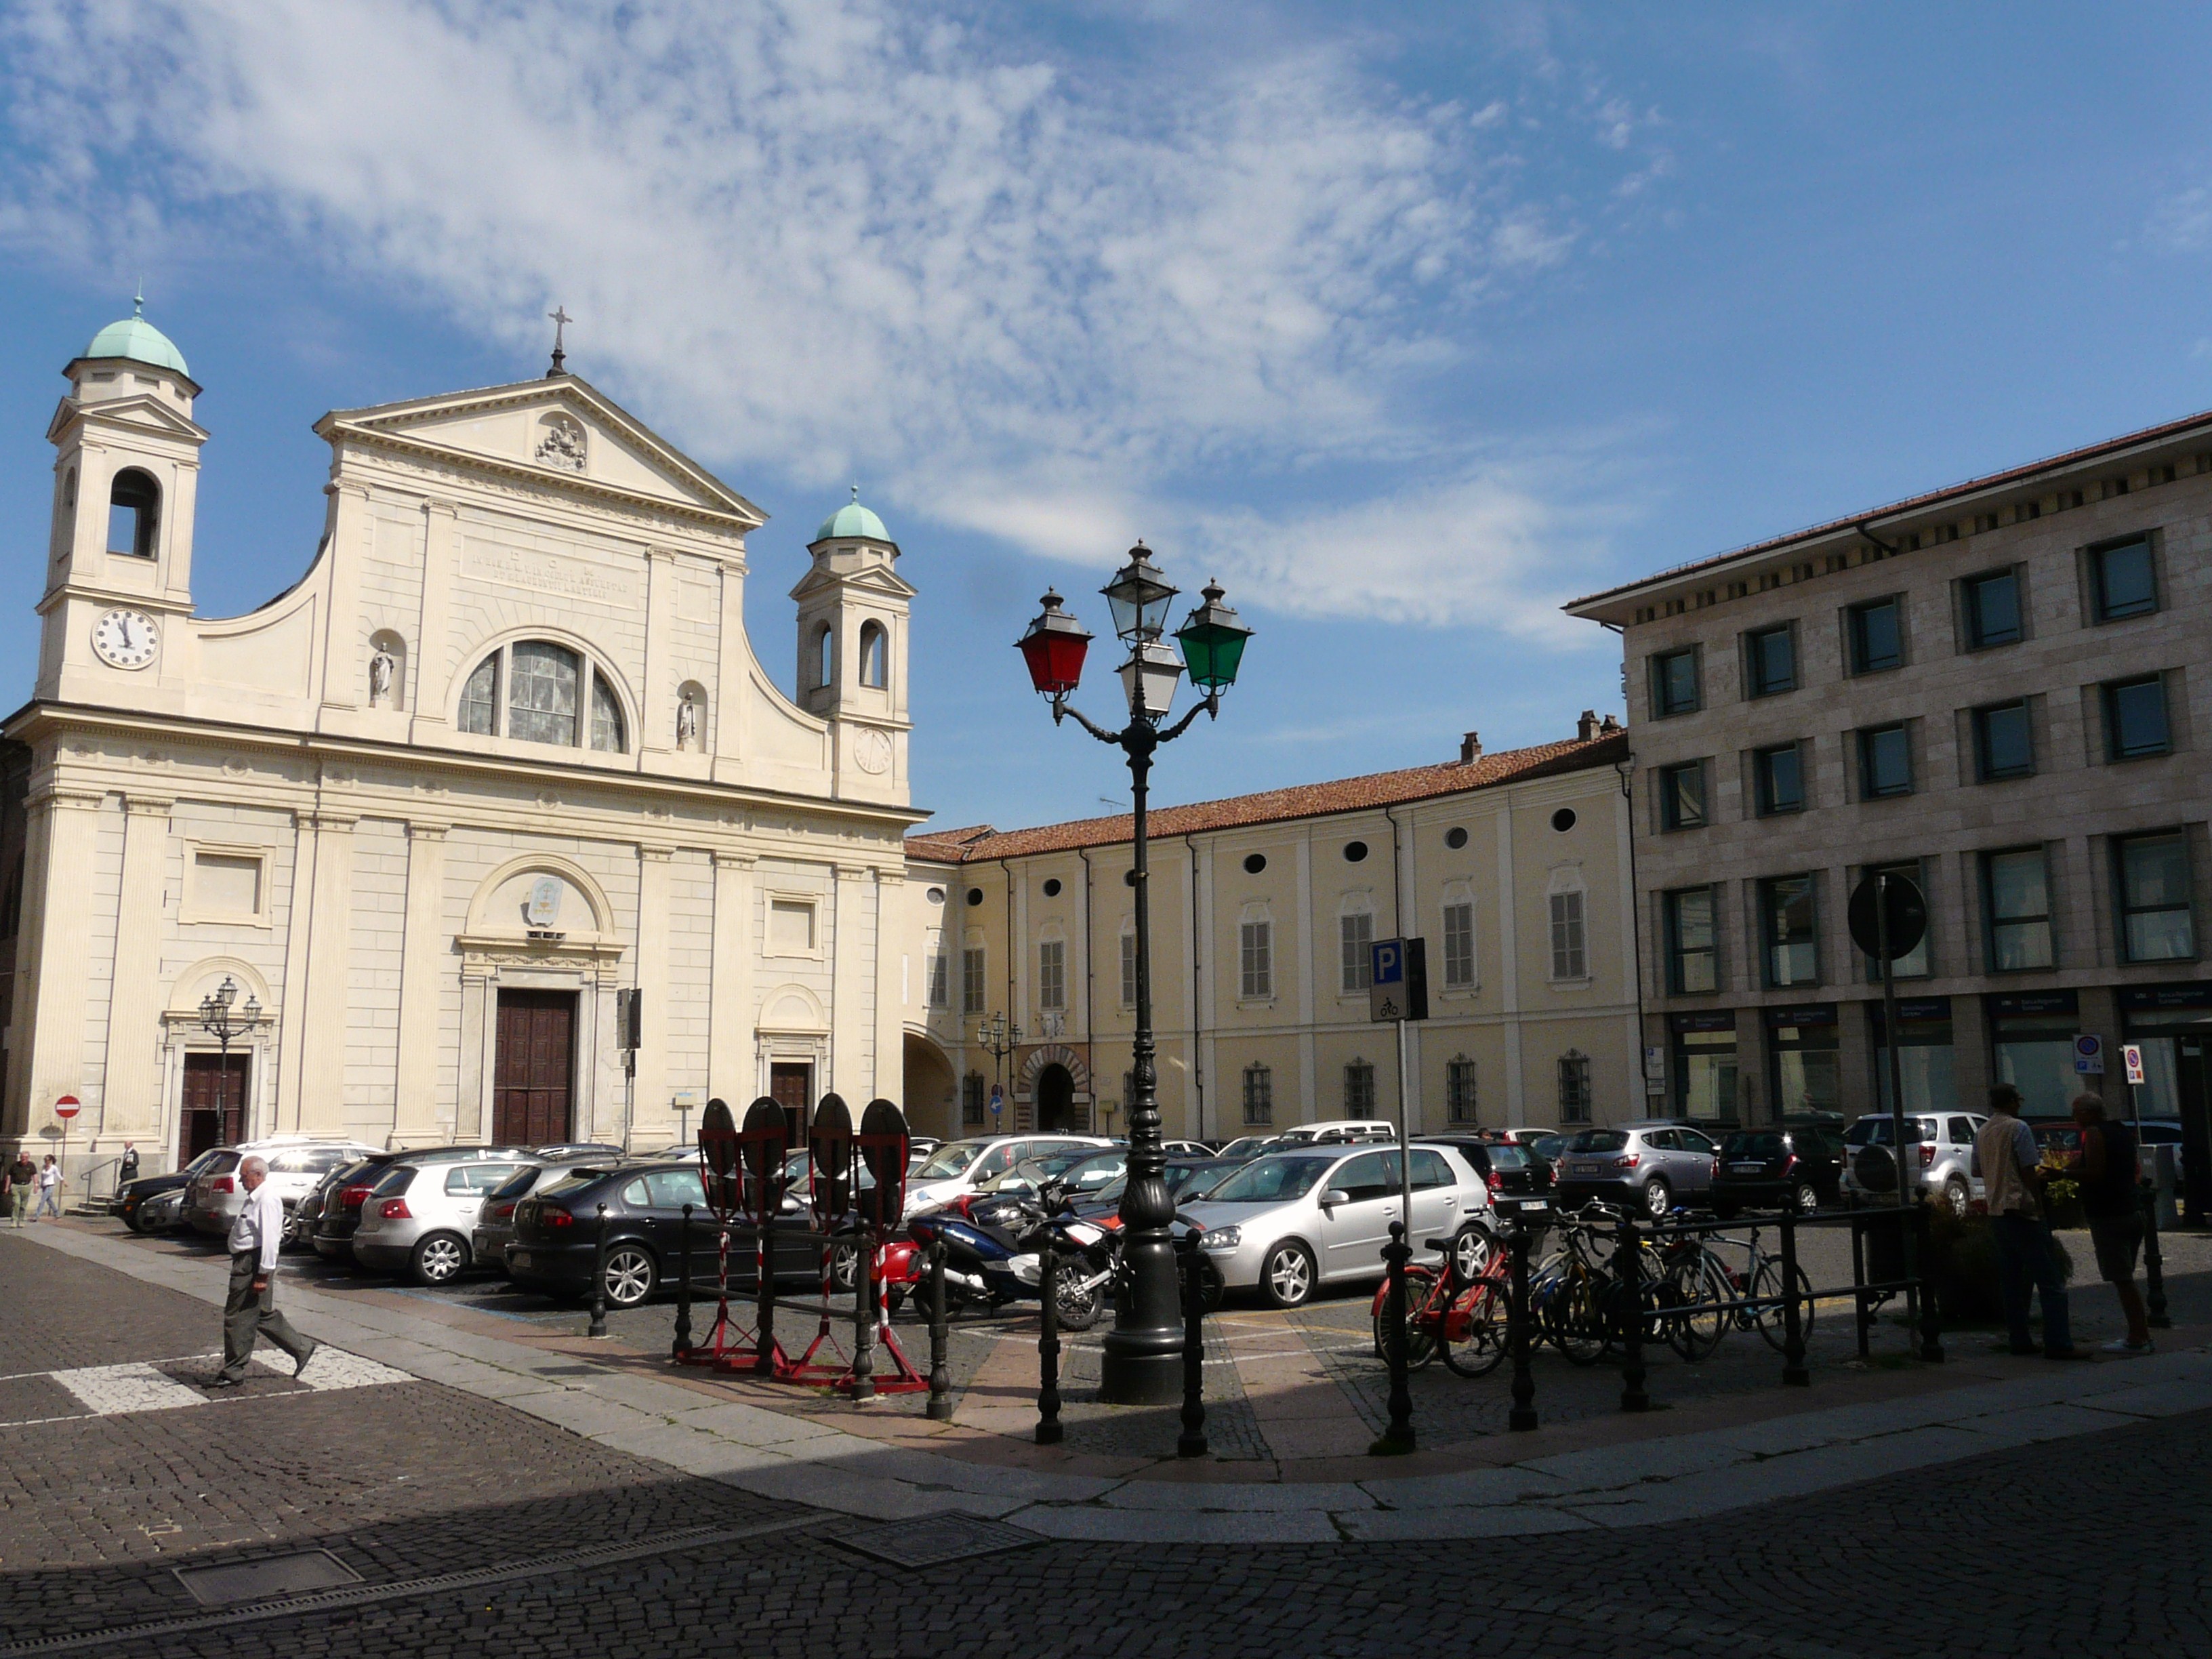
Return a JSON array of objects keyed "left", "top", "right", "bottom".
[
  {"left": 1530, "top": 1134, "right": 1565, "bottom": 1161},
  {"left": 915, "top": 1142, "right": 986, "bottom": 1180},
  {"left": 1721, "top": 1132, "right": 1786, "bottom": 1160},
  {"left": 1217, "top": 1137, "right": 1272, "bottom": 1158},
  {"left": 488, "top": 1165, "right": 544, "bottom": 1202},
  {"left": 1565, "top": 1130, "right": 1629, "bottom": 1153},
  {"left": 537, "top": 1170, "right": 613, "bottom": 1202},
  {"left": 1204, "top": 1155, "right": 1336, "bottom": 1204},
  {"left": 371, "top": 1164, "right": 418, "bottom": 1195},
  {"left": 269, "top": 1147, "right": 354, "bottom": 1175},
  {"left": 1845, "top": 1118, "right": 1932, "bottom": 1146}
]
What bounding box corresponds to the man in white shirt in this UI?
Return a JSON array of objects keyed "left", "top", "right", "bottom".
[{"left": 208, "top": 1155, "right": 318, "bottom": 1387}]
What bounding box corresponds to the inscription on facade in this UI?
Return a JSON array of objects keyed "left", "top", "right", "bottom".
[{"left": 463, "top": 538, "right": 640, "bottom": 609}]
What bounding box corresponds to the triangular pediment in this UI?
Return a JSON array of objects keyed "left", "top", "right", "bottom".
[
  {"left": 47, "top": 392, "right": 209, "bottom": 447},
  {"left": 314, "top": 376, "right": 765, "bottom": 527},
  {"left": 790, "top": 561, "right": 918, "bottom": 603}
]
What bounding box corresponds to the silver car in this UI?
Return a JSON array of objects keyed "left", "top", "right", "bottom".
[
  {"left": 351, "top": 1150, "right": 540, "bottom": 1284},
  {"left": 1840, "top": 1112, "right": 1988, "bottom": 1214},
  {"left": 903, "top": 1134, "right": 1114, "bottom": 1218},
  {"left": 183, "top": 1139, "right": 383, "bottom": 1240},
  {"left": 472, "top": 1157, "right": 626, "bottom": 1273},
  {"left": 1183, "top": 1143, "right": 1494, "bottom": 1309}
]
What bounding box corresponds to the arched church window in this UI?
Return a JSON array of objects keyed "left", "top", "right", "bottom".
[
  {"left": 457, "top": 639, "right": 630, "bottom": 754},
  {"left": 815, "top": 624, "right": 836, "bottom": 690},
  {"left": 107, "top": 468, "right": 161, "bottom": 558},
  {"left": 859, "top": 621, "right": 887, "bottom": 689}
]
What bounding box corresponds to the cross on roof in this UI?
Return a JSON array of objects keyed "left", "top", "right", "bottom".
[{"left": 548, "top": 306, "right": 571, "bottom": 377}]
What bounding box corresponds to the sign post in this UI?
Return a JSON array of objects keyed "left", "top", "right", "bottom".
[
  {"left": 54, "top": 1094, "right": 80, "bottom": 1211},
  {"left": 1368, "top": 937, "right": 1427, "bottom": 1456},
  {"left": 1847, "top": 871, "right": 1931, "bottom": 1357}
]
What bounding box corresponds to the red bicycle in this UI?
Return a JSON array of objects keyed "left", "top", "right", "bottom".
[{"left": 1368, "top": 1234, "right": 1513, "bottom": 1378}]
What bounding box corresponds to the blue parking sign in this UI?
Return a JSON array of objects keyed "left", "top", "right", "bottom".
[{"left": 1369, "top": 938, "right": 1427, "bottom": 1023}]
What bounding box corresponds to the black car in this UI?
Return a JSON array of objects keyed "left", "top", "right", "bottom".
[
  {"left": 309, "top": 1153, "right": 414, "bottom": 1260},
  {"left": 1710, "top": 1124, "right": 1847, "bottom": 1216},
  {"left": 506, "top": 1161, "right": 823, "bottom": 1309},
  {"left": 112, "top": 1148, "right": 226, "bottom": 1233},
  {"left": 1422, "top": 1136, "right": 1555, "bottom": 1222}
]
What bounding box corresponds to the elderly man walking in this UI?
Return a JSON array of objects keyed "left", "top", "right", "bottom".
[{"left": 207, "top": 1155, "right": 317, "bottom": 1388}]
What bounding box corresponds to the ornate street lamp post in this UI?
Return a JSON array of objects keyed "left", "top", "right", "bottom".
[
  {"left": 196, "top": 975, "right": 262, "bottom": 1143},
  {"left": 978, "top": 1011, "right": 1023, "bottom": 1129},
  {"left": 1016, "top": 546, "right": 1252, "bottom": 1404}
]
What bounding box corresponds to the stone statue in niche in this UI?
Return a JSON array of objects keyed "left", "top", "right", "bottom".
[
  {"left": 535, "top": 415, "right": 587, "bottom": 473},
  {"left": 369, "top": 648, "right": 396, "bottom": 705},
  {"left": 676, "top": 691, "right": 701, "bottom": 749}
]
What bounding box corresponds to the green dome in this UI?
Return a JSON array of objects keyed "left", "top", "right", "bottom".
[
  {"left": 83, "top": 302, "right": 190, "bottom": 377},
  {"left": 815, "top": 489, "right": 891, "bottom": 545}
]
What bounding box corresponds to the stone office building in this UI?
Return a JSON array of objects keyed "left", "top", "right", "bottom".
[
  {"left": 900, "top": 721, "right": 1637, "bottom": 1143},
  {"left": 1, "top": 308, "right": 923, "bottom": 1175},
  {"left": 1567, "top": 405, "right": 2212, "bottom": 1191}
]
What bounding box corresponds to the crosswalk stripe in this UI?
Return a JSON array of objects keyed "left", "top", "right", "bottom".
[{"left": 52, "top": 1362, "right": 206, "bottom": 1416}]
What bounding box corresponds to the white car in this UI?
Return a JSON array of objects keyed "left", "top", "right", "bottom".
[
  {"left": 901, "top": 1134, "right": 1113, "bottom": 1218},
  {"left": 183, "top": 1137, "right": 385, "bottom": 1240},
  {"left": 1182, "top": 1143, "right": 1496, "bottom": 1309},
  {"left": 1273, "top": 1120, "right": 1400, "bottom": 1146}
]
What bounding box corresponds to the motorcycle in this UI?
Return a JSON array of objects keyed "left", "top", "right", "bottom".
[{"left": 901, "top": 1199, "right": 1116, "bottom": 1331}]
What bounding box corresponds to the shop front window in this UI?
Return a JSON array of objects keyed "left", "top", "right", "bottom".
[
  {"left": 1989, "top": 994, "right": 2081, "bottom": 1119},
  {"left": 1870, "top": 1000, "right": 1959, "bottom": 1114},
  {"left": 1671, "top": 1017, "right": 1738, "bottom": 1122},
  {"left": 1767, "top": 1010, "right": 1840, "bottom": 1118}
]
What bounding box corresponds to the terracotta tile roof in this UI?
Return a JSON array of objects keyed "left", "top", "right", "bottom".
[
  {"left": 905, "top": 732, "right": 1627, "bottom": 865},
  {"left": 1565, "top": 403, "right": 2212, "bottom": 613}
]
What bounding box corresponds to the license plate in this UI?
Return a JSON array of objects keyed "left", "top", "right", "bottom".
[
  {"left": 1570, "top": 1160, "right": 1600, "bottom": 1176},
  {"left": 1731, "top": 1163, "right": 1765, "bottom": 1174},
  {"left": 511, "top": 1251, "right": 530, "bottom": 1269}
]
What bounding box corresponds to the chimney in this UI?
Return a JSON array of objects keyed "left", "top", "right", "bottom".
[
  {"left": 1599, "top": 713, "right": 1622, "bottom": 735},
  {"left": 1576, "top": 709, "right": 1599, "bottom": 742},
  {"left": 1459, "top": 731, "right": 1481, "bottom": 764}
]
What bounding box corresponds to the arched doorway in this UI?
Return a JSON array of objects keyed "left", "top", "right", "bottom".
[
  {"left": 1036, "top": 1063, "right": 1076, "bottom": 1132},
  {"left": 903, "top": 1031, "right": 959, "bottom": 1138}
]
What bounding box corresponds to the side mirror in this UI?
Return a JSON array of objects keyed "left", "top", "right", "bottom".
[{"left": 1320, "top": 1188, "right": 1350, "bottom": 1209}]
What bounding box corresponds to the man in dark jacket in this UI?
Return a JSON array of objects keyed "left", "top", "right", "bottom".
[
  {"left": 2074, "top": 1094, "right": 2152, "bottom": 1355},
  {"left": 7, "top": 1153, "right": 33, "bottom": 1227}
]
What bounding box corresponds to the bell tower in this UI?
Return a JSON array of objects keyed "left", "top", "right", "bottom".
[
  {"left": 39, "top": 299, "right": 205, "bottom": 700},
  {"left": 790, "top": 489, "right": 914, "bottom": 801}
]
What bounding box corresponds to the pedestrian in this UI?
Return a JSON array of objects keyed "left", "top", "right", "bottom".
[
  {"left": 207, "top": 1155, "right": 317, "bottom": 1387},
  {"left": 119, "top": 1142, "right": 140, "bottom": 1183},
  {"left": 33, "top": 1155, "right": 62, "bottom": 1221},
  {"left": 2073, "top": 1093, "right": 2153, "bottom": 1355},
  {"left": 5, "top": 1153, "right": 31, "bottom": 1225},
  {"left": 1973, "top": 1084, "right": 2085, "bottom": 1359}
]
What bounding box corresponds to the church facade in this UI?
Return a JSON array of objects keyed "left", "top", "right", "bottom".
[{"left": 1, "top": 310, "right": 922, "bottom": 1176}]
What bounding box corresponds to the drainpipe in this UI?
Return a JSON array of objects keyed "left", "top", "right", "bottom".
[
  {"left": 1078, "top": 845, "right": 1097, "bottom": 1132},
  {"left": 1185, "top": 833, "right": 1206, "bottom": 1146}
]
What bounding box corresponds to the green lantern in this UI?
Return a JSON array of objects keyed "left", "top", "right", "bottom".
[{"left": 1174, "top": 579, "right": 1252, "bottom": 692}]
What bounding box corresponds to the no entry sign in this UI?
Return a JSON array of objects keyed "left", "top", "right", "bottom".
[{"left": 53, "top": 1094, "right": 81, "bottom": 1120}]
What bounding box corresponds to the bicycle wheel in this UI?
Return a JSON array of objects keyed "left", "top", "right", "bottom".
[
  {"left": 1749, "top": 1255, "right": 1816, "bottom": 1353},
  {"left": 1664, "top": 1251, "right": 1730, "bottom": 1361},
  {"left": 1373, "top": 1267, "right": 1440, "bottom": 1370},
  {"left": 1553, "top": 1267, "right": 1609, "bottom": 1365},
  {"left": 1441, "top": 1279, "right": 1509, "bottom": 1377}
]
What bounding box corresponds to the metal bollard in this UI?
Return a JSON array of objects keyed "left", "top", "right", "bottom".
[
  {"left": 674, "top": 1202, "right": 695, "bottom": 1360},
  {"left": 1615, "top": 1210, "right": 1648, "bottom": 1412},
  {"left": 1914, "top": 1205, "right": 1944, "bottom": 1363},
  {"left": 1036, "top": 1232, "right": 1063, "bottom": 1446},
  {"left": 1368, "top": 1221, "right": 1416, "bottom": 1455},
  {"left": 851, "top": 1225, "right": 876, "bottom": 1402},
  {"left": 588, "top": 1204, "right": 610, "bottom": 1339},
  {"left": 1177, "top": 1230, "right": 1208, "bottom": 1458},
  {"left": 926, "top": 1239, "right": 953, "bottom": 1422},
  {"left": 1849, "top": 1214, "right": 1872, "bottom": 1360},
  {"left": 755, "top": 1216, "right": 777, "bottom": 1378},
  {"left": 2142, "top": 1179, "right": 2172, "bottom": 1329},
  {"left": 1779, "top": 1206, "right": 1809, "bottom": 1387},
  {"left": 1508, "top": 1223, "right": 1537, "bottom": 1433}
]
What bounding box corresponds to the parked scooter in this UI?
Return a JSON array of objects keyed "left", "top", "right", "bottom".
[{"left": 901, "top": 1200, "right": 1115, "bottom": 1330}]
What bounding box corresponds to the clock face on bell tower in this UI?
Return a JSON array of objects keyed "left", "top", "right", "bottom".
[{"left": 91, "top": 607, "right": 161, "bottom": 670}]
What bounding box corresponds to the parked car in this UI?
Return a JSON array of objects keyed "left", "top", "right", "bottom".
[
  {"left": 1711, "top": 1124, "right": 1847, "bottom": 1216},
  {"left": 311, "top": 1148, "right": 503, "bottom": 1261},
  {"left": 1216, "top": 1135, "right": 1283, "bottom": 1158},
  {"left": 183, "top": 1139, "right": 383, "bottom": 1240},
  {"left": 352, "top": 1150, "right": 544, "bottom": 1284},
  {"left": 1273, "top": 1120, "right": 1398, "bottom": 1146},
  {"left": 472, "top": 1157, "right": 631, "bottom": 1275},
  {"left": 902, "top": 1134, "right": 1113, "bottom": 1218},
  {"left": 530, "top": 1143, "right": 626, "bottom": 1160},
  {"left": 2027, "top": 1120, "right": 2081, "bottom": 1168},
  {"left": 1162, "top": 1141, "right": 1212, "bottom": 1158},
  {"left": 506, "top": 1161, "right": 819, "bottom": 1308},
  {"left": 134, "top": 1185, "right": 190, "bottom": 1233},
  {"left": 1552, "top": 1122, "right": 1721, "bottom": 1218},
  {"left": 112, "top": 1148, "right": 226, "bottom": 1233},
  {"left": 1420, "top": 1136, "right": 1555, "bottom": 1223},
  {"left": 1839, "top": 1112, "right": 1986, "bottom": 1214},
  {"left": 1181, "top": 1143, "right": 1494, "bottom": 1309},
  {"left": 981, "top": 1147, "right": 1127, "bottom": 1206}
]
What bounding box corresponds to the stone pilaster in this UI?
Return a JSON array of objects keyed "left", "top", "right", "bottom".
[
  {"left": 632, "top": 845, "right": 674, "bottom": 1148},
  {"left": 708, "top": 852, "right": 756, "bottom": 1099},
  {"left": 392, "top": 821, "right": 450, "bottom": 1145},
  {"left": 100, "top": 792, "right": 176, "bottom": 1142},
  {"left": 5, "top": 786, "right": 106, "bottom": 1142}
]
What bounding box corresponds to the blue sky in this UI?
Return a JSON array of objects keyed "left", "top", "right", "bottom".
[{"left": 5, "top": 2, "right": 2212, "bottom": 833}]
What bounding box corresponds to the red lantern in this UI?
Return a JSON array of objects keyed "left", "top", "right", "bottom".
[{"left": 1015, "top": 589, "right": 1092, "bottom": 697}]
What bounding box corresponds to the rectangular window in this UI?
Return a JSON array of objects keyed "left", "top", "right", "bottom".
[
  {"left": 1847, "top": 597, "right": 1902, "bottom": 674},
  {"left": 1340, "top": 912, "right": 1374, "bottom": 994},
  {"left": 2117, "top": 832, "right": 2196, "bottom": 962},
  {"left": 769, "top": 899, "right": 817, "bottom": 952},
  {"left": 2105, "top": 675, "right": 2172, "bottom": 760},
  {"left": 1759, "top": 874, "right": 1818, "bottom": 988},
  {"left": 1858, "top": 723, "right": 1912, "bottom": 798},
  {"left": 1038, "top": 940, "right": 1066, "bottom": 1011},
  {"left": 1754, "top": 743, "right": 1805, "bottom": 816},
  {"left": 1658, "top": 760, "right": 1706, "bottom": 831},
  {"left": 1242, "top": 1064, "right": 1273, "bottom": 1126},
  {"left": 2092, "top": 536, "right": 2157, "bottom": 621},
  {"left": 926, "top": 951, "right": 949, "bottom": 1008},
  {"left": 1983, "top": 848, "right": 2054, "bottom": 971},
  {"left": 1550, "top": 890, "right": 1588, "bottom": 979},
  {"left": 1239, "top": 920, "right": 1272, "bottom": 1000},
  {"left": 508, "top": 641, "right": 579, "bottom": 746},
  {"left": 1441, "top": 901, "right": 1475, "bottom": 989},
  {"left": 1963, "top": 569, "right": 2022, "bottom": 647},
  {"left": 1446, "top": 1058, "right": 1478, "bottom": 1123},
  {"left": 1120, "top": 931, "right": 1139, "bottom": 1006},
  {"left": 459, "top": 656, "right": 499, "bottom": 735},
  {"left": 1973, "top": 701, "right": 2034, "bottom": 781},
  {"left": 1664, "top": 887, "right": 1719, "bottom": 994},
  {"left": 962, "top": 1073, "right": 987, "bottom": 1126},
  {"left": 1859, "top": 861, "right": 1930, "bottom": 979},
  {"left": 1345, "top": 1061, "right": 1376, "bottom": 1117},
  {"left": 1557, "top": 1052, "right": 1593, "bottom": 1123},
  {"left": 1651, "top": 647, "right": 1700, "bottom": 717},
  {"left": 961, "top": 947, "right": 986, "bottom": 1016},
  {"left": 1746, "top": 624, "right": 1797, "bottom": 697}
]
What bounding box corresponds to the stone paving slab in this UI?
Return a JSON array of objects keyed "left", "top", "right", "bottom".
[{"left": 26, "top": 1219, "right": 2212, "bottom": 1543}]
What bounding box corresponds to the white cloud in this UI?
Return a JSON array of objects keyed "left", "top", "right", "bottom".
[
  {"left": 1, "top": 0, "right": 1656, "bottom": 629},
  {"left": 2148, "top": 186, "right": 2212, "bottom": 253}
]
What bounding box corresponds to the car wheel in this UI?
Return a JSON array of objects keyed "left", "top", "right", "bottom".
[
  {"left": 1642, "top": 1177, "right": 1673, "bottom": 1220},
  {"left": 282, "top": 1209, "right": 310, "bottom": 1250},
  {"left": 125, "top": 1206, "right": 148, "bottom": 1235},
  {"left": 1452, "top": 1222, "right": 1496, "bottom": 1282},
  {"left": 411, "top": 1232, "right": 469, "bottom": 1286},
  {"left": 1793, "top": 1181, "right": 1821, "bottom": 1215},
  {"left": 602, "top": 1244, "right": 658, "bottom": 1308},
  {"left": 1942, "top": 1175, "right": 1969, "bottom": 1218},
  {"left": 830, "top": 1237, "right": 859, "bottom": 1292},
  {"left": 1258, "top": 1241, "right": 1316, "bottom": 1309}
]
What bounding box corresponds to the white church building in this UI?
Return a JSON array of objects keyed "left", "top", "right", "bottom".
[{"left": 0, "top": 307, "right": 931, "bottom": 1175}]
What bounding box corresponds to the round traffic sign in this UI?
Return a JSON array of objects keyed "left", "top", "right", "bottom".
[
  {"left": 53, "top": 1094, "right": 81, "bottom": 1120},
  {"left": 1847, "top": 872, "right": 1927, "bottom": 962}
]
